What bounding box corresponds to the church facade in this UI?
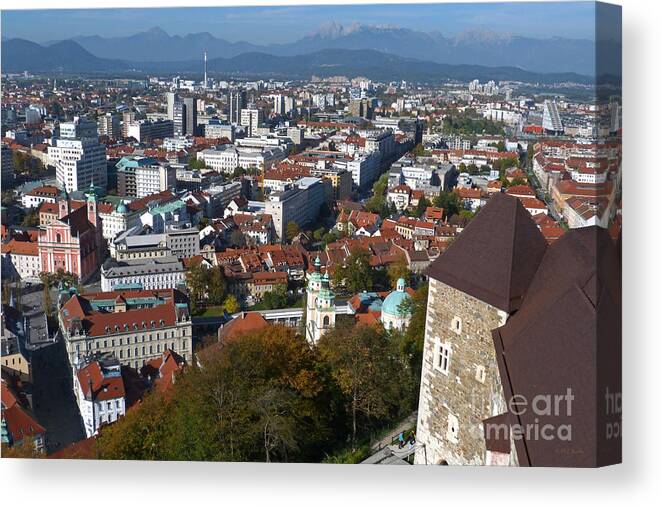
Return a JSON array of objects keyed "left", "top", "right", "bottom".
[{"left": 37, "top": 185, "right": 104, "bottom": 283}]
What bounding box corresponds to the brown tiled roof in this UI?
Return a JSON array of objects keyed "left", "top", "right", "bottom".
[
  {"left": 491, "top": 226, "right": 621, "bottom": 466},
  {"left": 77, "top": 361, "right": 126, "bottom": 402},
  {"left": 425, "top": 193, "right": 548, "bottom": 313},
  {"left": 217, "top": 312, "right": 269, "bottom": 343}
]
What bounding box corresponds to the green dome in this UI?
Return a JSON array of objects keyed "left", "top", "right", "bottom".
[
  {"left": 381, "top": 282, "right": 412, "bottom": 317},
  {"left": 116, "top": 201, "right": 128, "bottom": 214}
]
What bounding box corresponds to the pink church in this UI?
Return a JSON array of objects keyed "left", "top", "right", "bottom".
[{"left": 38, "top": 189, "right": 103, "bottom": 283}]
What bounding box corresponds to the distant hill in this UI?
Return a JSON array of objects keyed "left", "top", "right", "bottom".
[
  {"left": 2, "top": 38, "right": 128, "bottom": 73},
  {"left": 202, "top": 49, "right": 593, "bottom": 84},
  {"left": 1, "top": 39, "right": 593, "bottom": 84},
  {"left": 49, "top": 23, "right": 607, "bottom": 75}
]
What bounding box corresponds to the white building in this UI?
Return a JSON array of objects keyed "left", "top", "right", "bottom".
[
  {"left": 1, "top": 240, "right": 41, "bottom": 281},
  {"left": 49, "top": 138, "right": 107, "bottom": 192},
  {"left": 135, "top": 163, "right": 176, "bottom": 198},
  {"left": 21, "top": 185, "right": 59, "bottom": 208},
  {"left": 73, "top": 356, "right": 126, "bottom": 438},
  {"left": 197, "top": 144, "right": 286, "bottom": 174},
  {"left": 163, "top": 136, "right": 193, "bottom": 152},
  {"left": 240, "top": 108, "right": 262, "bottom": 136},
  {"left": 101, "top": 256, "right": 186, "bottom": 292},
  {"left": 265, "top": 177, "right": 326, "bottom": 241},
  {"left": 97, "top": 113, "right": 121, "bottom": 139}
]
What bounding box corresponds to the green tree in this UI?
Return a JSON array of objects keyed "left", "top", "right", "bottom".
[
  {"left": 332, "top": 248, "right": 374, "bottom": 294},
  {"left": 185, "top": 261, "right": 209, "bottom": 314},
  {"left": 259, "top": 285, "right": 288, "bottom": 310},
  {"left": 393, "top": 283, "right": 428, "bottom": 387},
  {"left": 433, "top": 191, "right": 462, "bottom": 219},
  {"left": 207, "top": 266, "right": 227, "bottom": 306},
  {"left": 313, "top": 227, "right": 326, "bottom": 241}
]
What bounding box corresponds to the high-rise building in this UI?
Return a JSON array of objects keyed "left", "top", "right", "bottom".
[
  {"left": 135, "top": 163, "right": 176, "bottom": 198},
  {"left": 542, "top": 100, "right": 564, "bottom": 134},
  {"left": 240, "top": 107, "right": 261, "bottom": 136},
  {"left": 228, "top": 90, "right": 246, "bottom": 124},
  {"left": 97, "top": 113, "right": 121, "bottom": 140},
  {"left": 183, "top": 96, "right": 197, "bottom": 136},
  {"left": 58, "top": 116, "right": 98, "bottom": 141},
  {"left": 1, "top": 144, "right": 14, "bottom": 189},
  {"left": 121, "top": 111, "right": 135, "bottom": 138},
  {"left": 50, "top": 118, "right": 107, "bottom": 192}
]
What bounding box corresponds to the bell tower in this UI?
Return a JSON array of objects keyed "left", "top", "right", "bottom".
[
  {"left": 305, "top": 256, "right": 323, "bottom": 345},
  {"left": 312, "top": 272, "right": 336, "bottom": 345}
]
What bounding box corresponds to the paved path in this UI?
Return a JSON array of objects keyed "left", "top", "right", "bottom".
[{"left": 371, "top": 411, "right": 417, "bottom": 452}]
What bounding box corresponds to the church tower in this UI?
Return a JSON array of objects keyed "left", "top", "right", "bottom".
[{"left": 305, "top": 257, "right": 336, "bottom": 346}]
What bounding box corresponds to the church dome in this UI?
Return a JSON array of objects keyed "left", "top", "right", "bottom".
[{"left": 381, "top": 279, "right": 412, "bottom": 318}]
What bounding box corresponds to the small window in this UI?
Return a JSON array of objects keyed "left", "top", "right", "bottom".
[
  {"left": 450, "top": 316, "right": 462, "bottom": 335},
  {"left": 435, "top": 342, "right": 451, "bottom": 375},
  {"left": 475, "top": 365, "right": 486, "bottom": 384},
  {"left": 447, "top": 413, "right": 459, "bottom": 443}
]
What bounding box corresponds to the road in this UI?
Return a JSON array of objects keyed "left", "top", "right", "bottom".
[{"left": 30, "top": 339, "right": 85, "bottom": 454}]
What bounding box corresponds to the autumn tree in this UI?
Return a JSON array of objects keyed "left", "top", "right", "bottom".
[
  {"left": 317, "top": 322, "right": 414, "bottom": 450},
  {"left": 285, "top": 221, "right": 300, "bottom": 242},
  {"left": 223, "top": 294, "right": 241, "bottom": 314},
  {"left": 387, "top": 258, "right": 412, "bottom": 288}
]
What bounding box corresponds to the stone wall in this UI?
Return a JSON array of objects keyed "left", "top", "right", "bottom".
[{"left": 414, "top": 277, "right": 511, "bottom": 465}]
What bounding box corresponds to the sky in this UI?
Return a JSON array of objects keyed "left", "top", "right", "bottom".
[{"left": 1, "top": 2, "right": 597, "bottom": 45}]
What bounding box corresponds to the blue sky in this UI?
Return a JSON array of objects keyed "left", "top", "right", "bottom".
[{"left": 2, "top": 2, "right": 596, "bottom": 44}]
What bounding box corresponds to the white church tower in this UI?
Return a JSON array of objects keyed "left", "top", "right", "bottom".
[{"left": 305, "top": 256, "right": 336, "bottom": 345}]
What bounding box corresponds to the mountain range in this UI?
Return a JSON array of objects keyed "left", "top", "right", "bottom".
[
  {"left": 51, "top": 23, "right": 607, "bottom": 75},
  {"left": 1, "top": 38, "right": 595, "bottom": 84}
]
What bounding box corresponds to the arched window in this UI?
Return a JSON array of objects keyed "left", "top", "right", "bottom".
[
  {"left": 323, "top": 315, "right": 330, "bottom": 327},
  {"left": 56, "top": 233, "right": 62, "bottom": 243}
]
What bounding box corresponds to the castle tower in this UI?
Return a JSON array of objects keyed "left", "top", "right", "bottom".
[
  {"left": 305, "top": 257, "right": 335, "bottom": 345},
  {"left": 414, "top": 194, "right": 547, "bottom": 466}
]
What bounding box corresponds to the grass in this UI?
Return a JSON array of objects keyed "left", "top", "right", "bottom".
[
  {"left": 322, "top": 442, "right": 372, "bottom": 464},
  {"left": 195, "top": 305, "right": 226, "bottom": 317}
]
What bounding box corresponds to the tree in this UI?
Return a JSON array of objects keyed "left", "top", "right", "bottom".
[
  {"left": 185, "top": 261, "right": 209, "bottom": 313},
  {"left": 317, "top": 323, "right": 414, "bottom": 450},
  {"left": 223, "top": 294, "right": 241, "bottom": 314},
  {"left": 259, "top": 285, "right": 288, "bottom": 310},
  {"left": 96, "top": 326, "right": 328, "bottom": 462},
  {"left": 206, "top": 266, "right": 227, "bottom": 306},
  {"left": 387, "top": 259, "right": 412, "bottom": 288},
  {"left": 393, "top": 283, "right": 428, "bottom": 388},
  {"left": 433, "top": 191, "right": 462, "bottom": 219},
  {"left": 332, "top": 248, "right": 374, "bottom": 294},
  {"left": 21, "top": 208, "right": 39, "bottom": 227},
  {"left": 187, "top": 155, "right": 207, "bottom": 170},
  {"left": 230, "top": 229, "right": 246, "bottom": 248},
  {"left": 285, "top": 221, "right": 300, "bottom": 242},
  {"left": 313, "top": 227, "right": 326, "bottom": 241},
  {"left": 411, "top": 196, "right": 430, "bottom": 218}
]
